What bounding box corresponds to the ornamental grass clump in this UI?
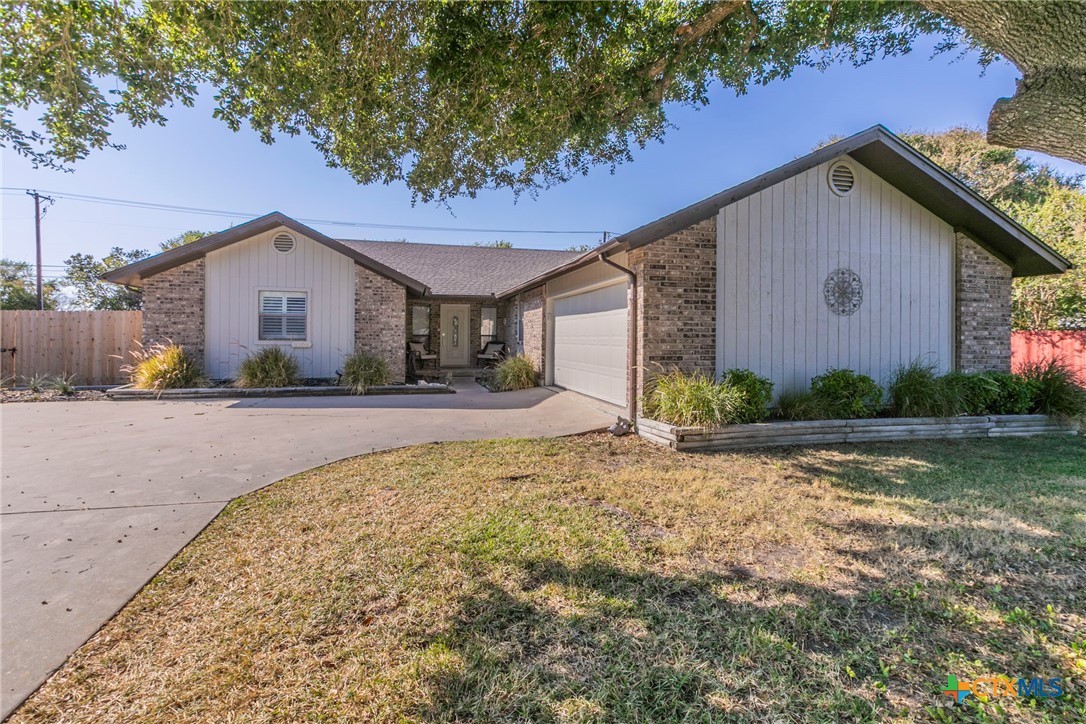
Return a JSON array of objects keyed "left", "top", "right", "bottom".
[
  {"left": 1017, "top": 359, "right": 1086, "bottom": 420},
  {"left": 236, "top": 347, "right": 301, "bottom": 388},
  {"left": 339, "top": 352, "right": 391, "bottom": 394},
  {"left": 493, "top": 354, "right": 537, "bottom": 391},
  {"left": 123, "top": 341, "right": 207, "bottom": 391},
  {"left": 888, "top": 360, "right": 956, "bottom": 418},
  {"left": 642, "top": 369, "right": 771, "bottom": 427}
]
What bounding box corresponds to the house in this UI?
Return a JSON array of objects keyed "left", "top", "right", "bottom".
[{"left": 105, "top": 126, "right": 1070, "bottom": 416}]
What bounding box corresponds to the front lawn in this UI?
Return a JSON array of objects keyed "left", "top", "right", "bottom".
[{"left": 15, "top": 436, "right": 1085, "bottom": 721}]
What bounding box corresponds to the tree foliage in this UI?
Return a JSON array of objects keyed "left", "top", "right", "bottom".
[
  {"left": 902, "top": 128, "right": 1085, "bottom": 330},
  {"left": 2, "top": 0, "right": 959, "bottom": 203},
  {"left": 0, "top": 258, "right": 58, "bottom": 310},
  {"left": 161, "top": 229, "right": 209, "bottom": 250},
  {"left": 62, "top": 247, "right": 149, "bottom": 310}
]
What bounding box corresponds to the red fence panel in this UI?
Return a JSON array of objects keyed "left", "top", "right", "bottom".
[{"left": 1011, "top": 331, "right": 1086, "bottom": 384}]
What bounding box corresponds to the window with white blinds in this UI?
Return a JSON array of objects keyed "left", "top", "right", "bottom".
[{"left": 258, "top": 290, "right": 308, "bottom": 341}]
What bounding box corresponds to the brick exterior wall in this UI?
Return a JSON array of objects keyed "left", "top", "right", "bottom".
[
  {"left": 495, "top": 288, "right": 545, "bottom": 380},
  {"left": 955, "top": 233, "right": 1012, "bottom": 372},
  {"left": 628, "top": 217, "right": 717, "bottom": 397},
  {"left": 355, "top": 265, "right": 407, "bottom": 382},
  {"left": 519, "top": 287, "right": 546, "bottom": 380},
  {"left": 141, "top": 259, "right": 206, "bottom": 365},
  {"left": 408, "top": 299, "right": 505, "bottom": 367}
]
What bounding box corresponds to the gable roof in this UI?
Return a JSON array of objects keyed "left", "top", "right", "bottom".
[
  {"left": 338, "top": 239, "right": 580, "bottom": 298},
  {"left": 102, "top": 212, "right": 429, "bottom": 294},
  {"left": 617, "top": 125, "right": 1070, "bottom": 277},
  {"left": 501, "top": 126, "right": 1071, "bottom": 297}
]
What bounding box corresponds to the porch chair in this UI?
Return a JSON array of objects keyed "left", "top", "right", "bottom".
[
  {"left": 409, "top": 340, "right": 438, "bottom": 370},
  {"left": 477, "top": 340, "right": 506, "bottom": 367}
]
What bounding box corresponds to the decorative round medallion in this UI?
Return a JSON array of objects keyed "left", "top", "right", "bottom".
[{"left": 823, "top": 268, "right": 863, "bottom": 316}]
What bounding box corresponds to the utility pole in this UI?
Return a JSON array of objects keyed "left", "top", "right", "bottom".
[{"left": 26, "top": 190, "right": 54, "bottom": 310}]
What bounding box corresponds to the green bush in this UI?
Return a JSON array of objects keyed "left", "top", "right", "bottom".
[
  {"left": 939, "top": 371, "right": 1001, "bottom": 416},
  {"left": 493, "top": 354, "right": 537, "bottom": 391},
  {"left": 236, "top": 347, "right": 301, "bottom": 388},
  {"left": 719, "top": 368, "right": 773, "bottom": 424},
  {"left": 124, "top": 341, "right": 207, "bottom": 391},
  {"left": 1017, "top": 360, "right": 1086, "bottom": 420},
  {"left": 888, "top": 360, "right": 958, "bottom": 418},
  {"left": 642, "top": 370, "right": 741, "bottom": 427},
  {"left": 984, "top": 371, "right": 1036, "bottom": 415},
  {"left": 808, "top": 368, "right": 882, "bottom": 418},
  {"left": 339, "top": 352, "right": 390, "bottom": 394}
]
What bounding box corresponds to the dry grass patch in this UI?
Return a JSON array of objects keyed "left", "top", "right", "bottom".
[{"left": 13, "top": 436, "right": 1086, "bottom": 722}]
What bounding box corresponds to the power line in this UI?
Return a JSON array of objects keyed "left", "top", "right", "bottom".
[{"left": 0, "top": 187, "right": 613, "bottom": 236}]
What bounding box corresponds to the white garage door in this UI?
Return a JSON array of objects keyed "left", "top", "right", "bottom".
[{"left": 552, "top": 282, "right": 628, "bottom": 406}]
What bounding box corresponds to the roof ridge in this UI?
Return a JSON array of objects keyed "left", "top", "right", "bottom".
[{"left": 338, "top": 238, "right": 579, "bottom": 253}]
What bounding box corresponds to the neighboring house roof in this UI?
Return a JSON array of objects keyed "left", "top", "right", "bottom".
[
  {"left": 103, "top": 212, "right": 430, "bottom": 295},
  {"left": 501, "top": 125, "right": 1072, "bottom": 297},
  {"left": 337, "top": 239, "right": 580, "bottom": 298}
]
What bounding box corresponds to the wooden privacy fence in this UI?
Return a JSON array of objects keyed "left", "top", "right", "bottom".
[
  {"left": 1012, "top": 330, "right": 1086, "bottom": 384},
  {"left": 1, "top": 310, "right": 142, "bottom": 386}
]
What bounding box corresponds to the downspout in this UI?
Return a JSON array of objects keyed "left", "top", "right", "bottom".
[{"left": 598, "top": 252, "right": 637, "bottom": 424}]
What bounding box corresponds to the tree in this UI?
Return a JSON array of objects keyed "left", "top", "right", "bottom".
[
  {"left": 920, "top": 2, "right": 1086, "bottom": 165},
  {"left": 160, "top": 230, "right": 209, "bottom": 251},
  {"left": 473, "top": 240, "right": 513, "bottom": 249},
  {"left": 0, "top": 258, "right": 58, "bottom": 310},
  {"left": 901, "top": 128, "right": 1085, "bottom": 330},
  {"left": 62, "top": 247, "right": 149, "bottom": 310},
  {"left": 3, "top": 2, "right": 1081, "bottom": 201},
  {"left": 0, "top": 0, "right": 971, "bottom": 203}
]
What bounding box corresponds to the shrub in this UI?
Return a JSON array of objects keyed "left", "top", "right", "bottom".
[
  {"left": 985, "top": 371, "right": 1036, "bottom": 415},
  {"left": 642, "top": 370, "right": 743, "bottom": 427},
  {"left": 236, "top": 347, "right": 301, "bottom": 388},
  {"left": 719, "top": 369, "right": 773, "bottom": 424},
  {"left": 1017, "top": 360, "right": 1086, "bottom": 420},
  {"left": 124, "top": 341, "right": 207, "bottom": 391},
  {"left": 888, "top": 360, "right": 956, "bottom": 418},
  {"left": 939, "top": 371, "right": 1000, "bottom": 416},
  {"left": 493, "top": 354, "right": 537, "bottom": 391},
  {"left": 809, "top": 368, "right": 882, "bottom": 418},
  {"left": 339, "top": 352, "right": 391, "bottom": 394}
]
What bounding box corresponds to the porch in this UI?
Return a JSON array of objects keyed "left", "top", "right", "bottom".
[{"left": 406, "top": 298, "right": 513, "bottom": 378}]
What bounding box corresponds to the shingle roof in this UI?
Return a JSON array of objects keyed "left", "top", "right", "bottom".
[{"left": 338, "top": 239, "right": 581, "bottom": 297}]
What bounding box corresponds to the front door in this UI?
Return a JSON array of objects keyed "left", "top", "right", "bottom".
[{"left": 439, "top": 304, "right": 471, "bottom": 367}]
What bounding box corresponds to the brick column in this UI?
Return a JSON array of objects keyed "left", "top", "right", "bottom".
[
  {"left": 141, "top": 259, "right": 205, "bottom": 364},
  {"left": 955, "top": 233, "right": 1012, "bottom": 372},
  {"left": 627, "top": 217, "right": 718, "bottom": 399},
  {"left": 355, "top": 265, "right": 407, "bottom": 382}
]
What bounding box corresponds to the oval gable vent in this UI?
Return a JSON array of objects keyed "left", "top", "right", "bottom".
[
  {"left": 828, "top": 162, "right": 855, "bottom": 196},
  {"left": 273, "top": 232, "right": 296, "bottom": 254}
]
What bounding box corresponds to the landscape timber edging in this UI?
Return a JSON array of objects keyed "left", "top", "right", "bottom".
[{"left": 636, "top": 414, "right": 1079, "bottom": 451}]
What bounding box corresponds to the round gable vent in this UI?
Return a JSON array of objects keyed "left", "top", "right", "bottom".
[
  {"left": 273, "top": 232, "right": 296, "bottom": 254},
  {"left": 828, "top": 161, "right": 856, "bottom": 196}
]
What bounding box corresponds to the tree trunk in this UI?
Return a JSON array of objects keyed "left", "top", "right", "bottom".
[{"left": 923, "top": 1, "right": 1086, "bottom": 165}]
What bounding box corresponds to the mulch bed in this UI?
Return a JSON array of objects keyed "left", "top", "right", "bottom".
[{"left": 1, "top": 389, "right": 109, "bottom": 403}]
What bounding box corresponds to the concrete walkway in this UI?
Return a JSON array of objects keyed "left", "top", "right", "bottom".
[{"left": 0, "top": 383, "right": 616, "bottom": 717}]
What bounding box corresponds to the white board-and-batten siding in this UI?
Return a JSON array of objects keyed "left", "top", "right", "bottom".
[
  {"left": 204, "top": 227, "right": 355, "bottom": 379},
  {"left": 716, "top": 156, "right": 955, "bottom": 398}
]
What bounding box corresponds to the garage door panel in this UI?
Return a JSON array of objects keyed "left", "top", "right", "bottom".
[{"left": 553, "top": 282, "right": 627, "bottom": 406}]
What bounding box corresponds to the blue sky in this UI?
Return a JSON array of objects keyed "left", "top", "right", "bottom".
[{"left": 3, "top": 36, "right": 1084, "bottom": 276}]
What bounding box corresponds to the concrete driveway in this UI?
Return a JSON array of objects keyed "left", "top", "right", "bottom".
[{"left": 0, "top": 383, "right": 616, "bottom": 717}]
